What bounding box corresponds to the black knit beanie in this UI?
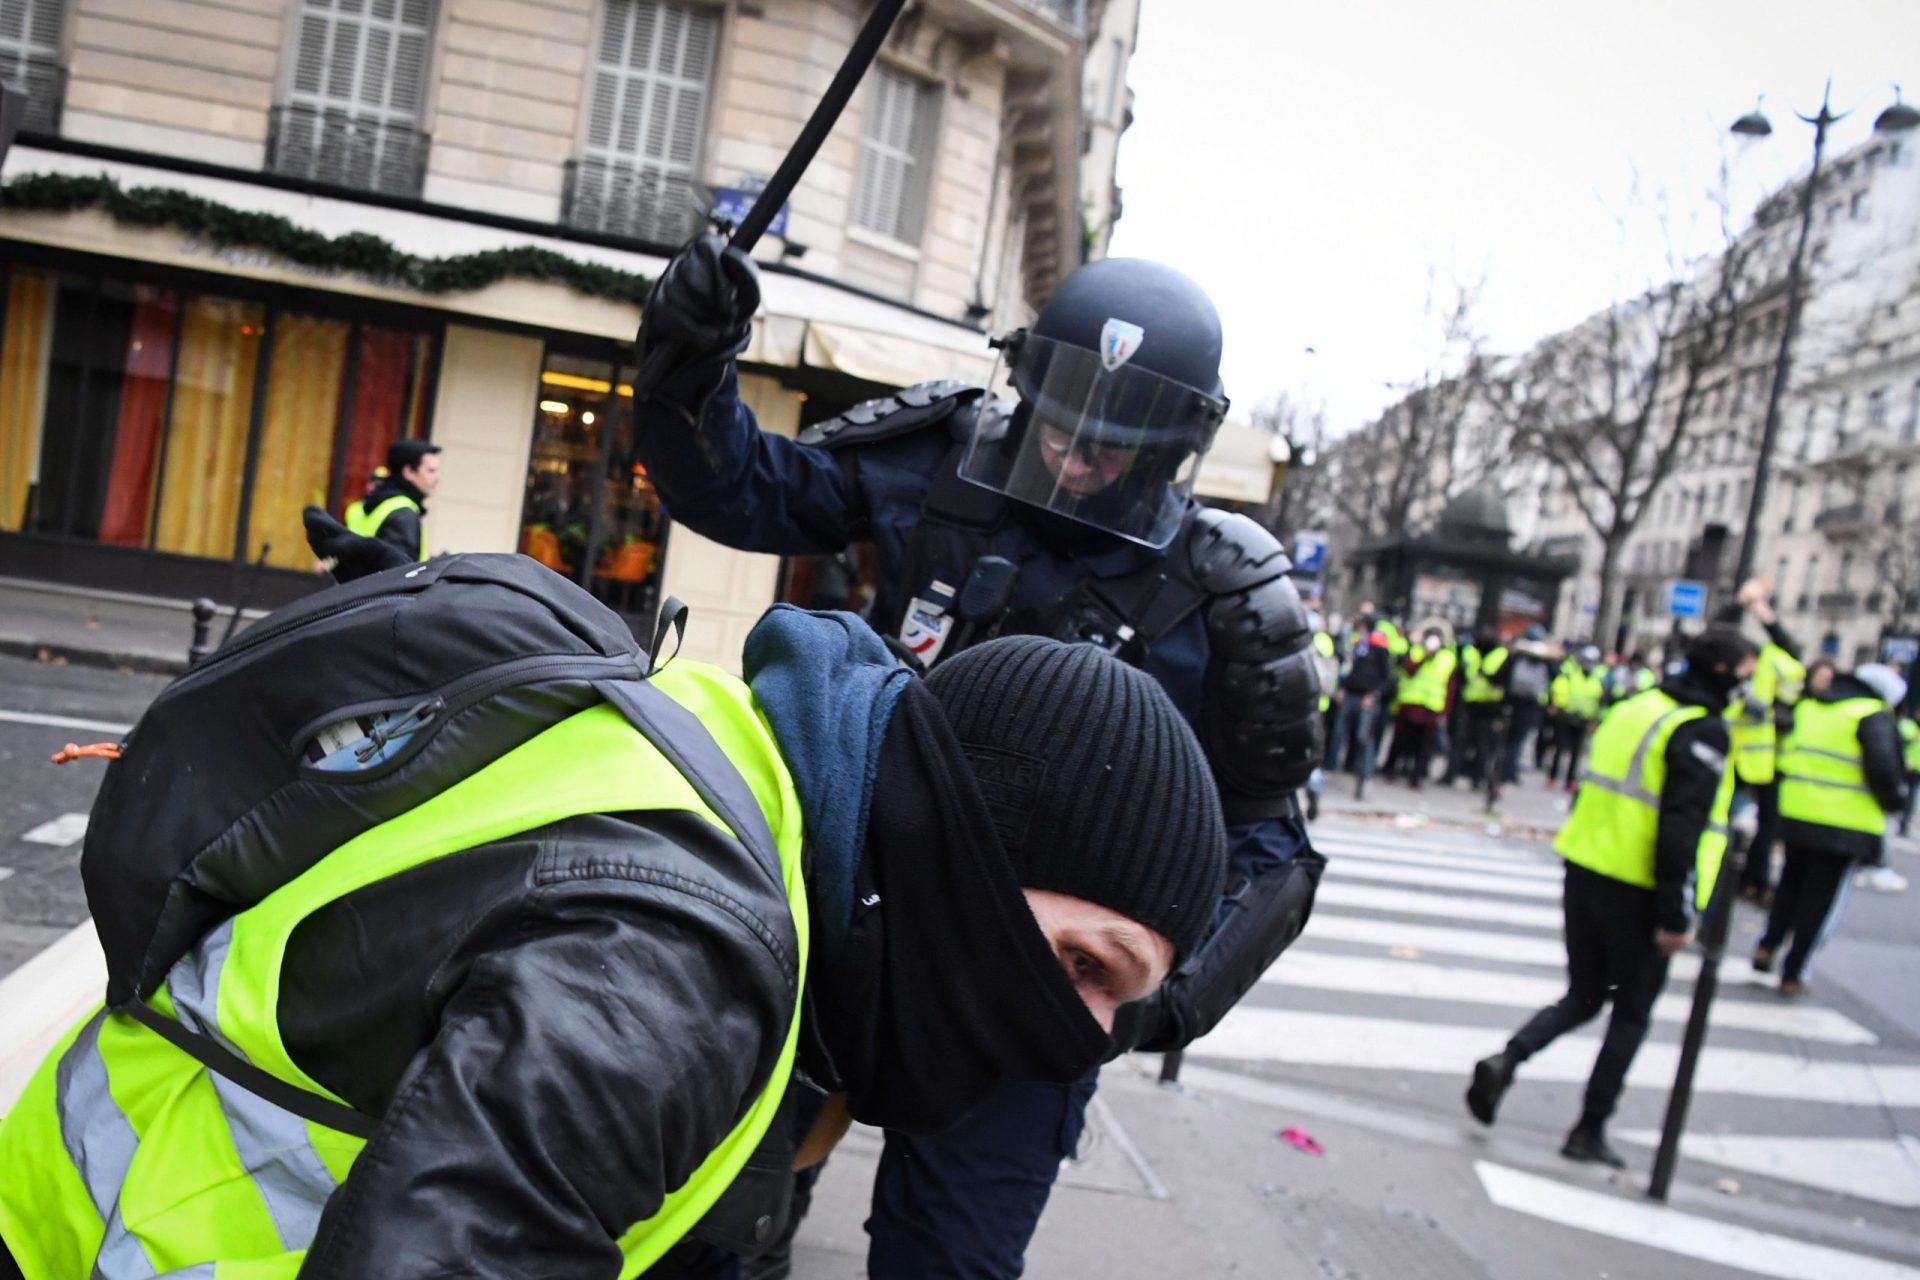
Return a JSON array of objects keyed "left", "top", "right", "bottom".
[{"left": 923, "top": 636, "right": 1228, "bottom": 960}]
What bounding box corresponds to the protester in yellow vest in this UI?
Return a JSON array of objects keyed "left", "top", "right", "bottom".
[
  {"left": 0, "top": 580, "right": 1227, "bottom": 1278},
  {"left": 1466, "top": 628, "right": 1754, "bottom": 1171},
  {"left": 1543, "top": 646, "right": 1606, "bottom": 792},
  {"left": 1899, "top": 709, "right": 1920, "bottom": 838},
  {"left": 345, "top": 440, "right": 442, "bottom": 561},
  {"left": 1754, "top": 662, "right": 1907, "bottom": 995},
  {"left": 1444, "top": 628, "right": 1506, "bottom": 789},
  {"left": 1706, "top": 577, "right": 1808, "bottom": 906},
  {"left": 1384, "top": 620, "right": 1456, "bottom": 789}
]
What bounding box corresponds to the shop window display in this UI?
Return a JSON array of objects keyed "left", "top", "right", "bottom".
[{"left": 520, "top": 352, "right": 667, "bottom": 629}]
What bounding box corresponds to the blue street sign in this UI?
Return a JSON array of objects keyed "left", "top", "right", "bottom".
[
  {"left": 711, "top": 186, "right": 788, "bottom": 237},
  {"left": 1667, "top": 579, "right": 1706, "bottom": 619},
  {"left": 1292, "top": 531, "right": 1328, "bottom": 577}
]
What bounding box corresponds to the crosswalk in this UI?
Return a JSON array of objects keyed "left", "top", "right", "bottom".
[{"left": 1189, "top": 819, "right": 1920, "bottom": 1218}]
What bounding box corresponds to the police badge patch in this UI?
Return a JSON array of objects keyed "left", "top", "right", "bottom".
[{"left": 1100, "top": 318, "right": 1145, "bottom": 372}]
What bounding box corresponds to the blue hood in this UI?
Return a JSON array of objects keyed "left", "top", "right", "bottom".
[{"left": 744, "top": 606, "right": 911, "bottom": 949}]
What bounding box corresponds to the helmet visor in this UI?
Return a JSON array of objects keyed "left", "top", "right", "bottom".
[{"left": 958, "top": 333, "right": 1228, "bottom": 548}]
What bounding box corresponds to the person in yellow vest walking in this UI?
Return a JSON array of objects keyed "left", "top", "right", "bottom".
[
  {"left": 1465, "top": 628, "right": 1755, "bottom": 1170},
  {"left": 0, "top": 561, "right": 1227, "bottom": 1278},
  {"left": 1543, "top": 646, "right": 1605, "bottom": 792},
  {"left": 1386, "top": 621, "right": 1456, "bottom": 789},
  {"left": 1711, "top": 577, "right": 1807, "bottom": 905},
  {"left": 1444, "top": 628, "right": 1506, "bottom": 790},
  {"left": 345, "top": 440, "right": 442, "bottom": 561},
  {"left": 1753, "top": 662, "right": 1908, "bottom": 995},
  {"left": 1898, "top": 706, "right": 1920, "bottom": 839}
]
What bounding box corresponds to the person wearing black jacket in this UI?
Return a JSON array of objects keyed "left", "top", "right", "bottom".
[
  {"left": 347, "top": 440, "right": 441, "bottom": 561},
  {"left": 1326, "top": 618, "right": 1397, "bottom": 799},
  {"left": 1754, "top": 663, "right": 1907, "bottom": 994},
  {"left": 1712, "top": 579, "right": 1805, "bottom": 902},
  {"left": 1466, "top": 628, "right": 1754, "bottom": 1170}
]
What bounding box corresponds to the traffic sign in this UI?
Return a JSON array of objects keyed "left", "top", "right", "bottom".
[
  {"left": 1292, "top": 530, "right": 1328, "bottom": 577},
  {"left": 712, "top": 184, "right": 789, "bottom": 238},
  {"left": 1667, "top": 580, "right": 1706, "bottom": 619}
]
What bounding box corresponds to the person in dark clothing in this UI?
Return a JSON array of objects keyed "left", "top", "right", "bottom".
[
  {"left": 1712, "top": 579, "right": 1807, "bottom": 903},
  {"left": 1755, "top": 663, "right": 1907, "bottom": 993},
  {"left": 1327, "top": 619, "right": 1396, "bottom": 799},
  {"left": 346, "top": 439, "right": 441, "bottom": 561},
  {"left": 624, "top": 237, "right": 1325, "bottom": 1279},
  {"left": 1493, "top": 626, "right": 1556, "bottom": 791},
  {"left": 1466, "top": 628, "right": 1754, "bottom": 1170}
]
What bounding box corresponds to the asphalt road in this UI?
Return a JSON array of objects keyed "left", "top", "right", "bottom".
[{"left": 0, "top": 654, "right": 165, "bottom": 974}]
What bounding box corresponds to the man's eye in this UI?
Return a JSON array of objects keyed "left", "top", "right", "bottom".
[{"left": 1068, "top": 950, "right": 1100, "bottom": 978}]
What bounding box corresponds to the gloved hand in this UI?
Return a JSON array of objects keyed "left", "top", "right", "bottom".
[
  {"left": 304, "top": 506, "right": 409, "bottom": 583},
  {"left": 638, "top": 233, "right": 761, "bottom": 371}
]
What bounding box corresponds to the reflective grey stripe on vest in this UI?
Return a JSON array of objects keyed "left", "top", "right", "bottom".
[
  {"left": 1778, "top": 770, "right": 1872, "bottom": 794},
  {"left": 1782, "top": 745, "right": 1864, "bottom": 767},
  {"left": 57, "top": 1012, "right": 157, "bottom": 1279},
  {"left": 164, "top": 918, "right": 340, "bottom": 1250},
  {"left": 1578, "top": 705, "right": 1697, "bottom": 808}
]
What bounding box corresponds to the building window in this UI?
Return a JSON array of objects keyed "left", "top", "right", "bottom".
[
  {"left": 0, "top": 0, "right": 64, "bottom": 133},
  {"left": 1907, "top": 378, "right": 1920, "bottom": 443},
  {"left": 568, "top": 0, "right": 720, "bottom": 244},
  {"left": 1839, "top": 550, "right": 1854, "bottom": 589},
  {"left": 1804, "top": 555, "right": 1820, "bottom": 593},
  {"left": 0, "top": 266, "right": 437, "bottom": 571},
  {"left": 1852, "top": 190, "right": 1871, "bottom": 221},
  {"left": 519, "top": 352, "right": 669, "bottom": 629},
  {"left": 271, "top": 0, "right": 436, "bottom": 196},
  {"left": 852, "top": 66, "right": 941, "bottom": 245},
  {"left": 1869, "top": 386, "right": 1889, "bottom": 427}
]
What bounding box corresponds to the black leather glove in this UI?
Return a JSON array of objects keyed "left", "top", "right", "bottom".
[
  {"left": 304, "top": 506, "right": 409, "bottom": 583},
  {"left": 639, "top": 233, "right": 761, "bottom": 372}
]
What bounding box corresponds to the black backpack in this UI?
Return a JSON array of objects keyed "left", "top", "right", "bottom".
[{"left": 84, "top": 554, "right": 654, "bottom": 1008}]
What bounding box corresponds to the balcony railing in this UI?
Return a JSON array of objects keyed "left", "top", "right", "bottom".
[
  {"left": 1812, "top": 501, "right": 1870, "bottom": 537},
  {"left": 1817, "top": 590, "right": 1860, "bottom": 614},
  {"left": 561, "top": 158, "right": 702, "bottom": 246},
  {"left": 0, "top": 57, "right": 64, "bottom": 135},
  {"left": 266, "top": 104, "right": 429, "bottom": 199},
  {"left": 1007, "top": 0, "right": 1081, "bottom": 30}
]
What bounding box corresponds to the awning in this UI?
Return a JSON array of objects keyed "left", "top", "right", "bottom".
[
  {"left": 1196, "top": 420, "right": 1281, "bottom": 505},
  {"left": 804, "top": 320, "right": 993, "bottom": 387}
]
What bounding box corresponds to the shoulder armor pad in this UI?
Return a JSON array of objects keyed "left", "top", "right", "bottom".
[
  {"left": 1182, "top": 507, "right": 1293, "bottom": 592},
  {"left": 796, "top": 379, "right": 982, "bottom": 449}
]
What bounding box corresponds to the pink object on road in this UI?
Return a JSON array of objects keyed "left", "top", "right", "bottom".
[{"left": 1278, "top": 1127, "right": 1325, "bottom": 1155}]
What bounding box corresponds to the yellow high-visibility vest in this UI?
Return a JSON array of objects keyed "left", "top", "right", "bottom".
[
  {"left": 1778, "top": 696, "right": 1890, "bottom": 837},
  {"left": 344, "top": 494, "right": 426, "bottom": 559}
]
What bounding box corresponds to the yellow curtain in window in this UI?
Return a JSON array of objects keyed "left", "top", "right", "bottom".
[
  {"left": 0, "top": 272, "right": 55, "bottom": 531},
  {"left": 248, "top": 314, "right": 348, "bottom": 569},
  {"left": 154, "top": 298, "right": 265, "bottom": 560}
]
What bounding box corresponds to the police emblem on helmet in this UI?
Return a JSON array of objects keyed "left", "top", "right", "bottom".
[{"left": 1100, "top": 318, "right": 1145, "bottom": 372}]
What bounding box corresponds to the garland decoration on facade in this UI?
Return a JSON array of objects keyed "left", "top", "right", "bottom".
[{"left": 0, "top": 173, "right": 654, "bottom": 305}]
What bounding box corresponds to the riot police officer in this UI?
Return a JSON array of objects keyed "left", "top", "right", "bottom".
[{"left": 633, "top": 237, "right": 1325, "bottom": 1277}]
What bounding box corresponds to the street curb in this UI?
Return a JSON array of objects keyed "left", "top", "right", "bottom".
[{"left": 0, "top": 638, "right": 187, "bottom": 677}]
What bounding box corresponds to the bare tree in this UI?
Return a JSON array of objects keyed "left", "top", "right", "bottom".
[
  {"left": 1494, "top": 235, "right": 1757, "bottom": 645},
  {"left": 1247, "top": 391, "right": 1331, "bottom": 541}
]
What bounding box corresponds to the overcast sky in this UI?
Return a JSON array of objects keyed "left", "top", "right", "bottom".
[{"left": 1108, "top": 0, "right": 1920, "bottom": 436}]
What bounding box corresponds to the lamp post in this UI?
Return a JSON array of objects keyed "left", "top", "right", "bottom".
[{"left": 1730, "top": 82, "right": 1920, "bottom": 586}]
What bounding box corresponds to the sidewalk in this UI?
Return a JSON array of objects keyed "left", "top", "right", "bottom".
[
  {"left": 1317, "top": 768, "right": 1569, "bottom": 840},
  {"left": 0, "top": 577, "right": 264, "bottom": 675}
]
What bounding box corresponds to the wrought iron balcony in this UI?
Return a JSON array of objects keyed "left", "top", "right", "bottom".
[
  {"left": 0, "top": 57, "right": 64, "bottom": 135},
  {"left": 1811, "top": 501, "right": 1870, "bottom": 537},
  {"left": 266, "top": 104, "right": 429, "bottom": 198},
  {"left": 561, "top": 158, "right": 702, "bottom": 246},
  {"left": 1816, "top": 590, "right": 1860, "bottom": 613}
]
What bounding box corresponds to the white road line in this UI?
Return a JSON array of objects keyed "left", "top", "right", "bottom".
[
  {"left": 0, "top": 922, "right": 105, "bottom": 1115},
  {"left": 0, "top": 710, "right": 133, "bottom": 735},
  {"left": 1314, "top": 880, "right": 1566, "bottom": 929},
  {"left": 1325, "top": 857, "right": 1564, "bottom": 900},
  {"left": 1317, "top": 829, "right": 1550, "bottom": 866},
  {"left": 0, "top": 868, "right": 12, "bottom": 883},
  {"left": 1475, "top": 1161, "right": 1920, "bottom": 1280},
  {"left": 1320, "top": 842, "right": 1565, "bottom": 882},
  {"left": 21, "top": 813, "right": 88, "bottom": 847},
  {"left": 1304, "top": 913, "right": 1570, "bottom": 967},
  {"left": 1614, "top": 1132, "right": 1920, "bottom": 1209},
  {"left": 1192, "top": 1008, "right": 1920, "bottom": 1107},
  {"left": 1264, "top": 950, "right": 1879, "bottom": 1046}
]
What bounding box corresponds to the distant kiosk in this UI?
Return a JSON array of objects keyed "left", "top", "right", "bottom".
[{"left": 1340, "top": 486, "right": 1579, "bottom": 639}]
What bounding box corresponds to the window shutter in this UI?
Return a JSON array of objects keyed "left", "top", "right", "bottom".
[
  {"left": 275, "top": 0, "right": 435, "bottom": 195},
  {"left": 0, "top": 0, "right": 66, "bottom": 133},
  {"left": 570, "top": 0, "right": 718, "bottom": 243},
  {"left": 853, "top": 68, "right": 937, "bottom": 244}
]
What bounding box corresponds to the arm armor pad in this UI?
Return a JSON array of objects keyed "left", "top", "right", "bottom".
[
  {"left": 1109, "top": 847, "right": 1327, "bottom": 1055},
  {"left": 794, "top": 380, "right": 980, "bottom": 449},
  {"left": 1185, "top": 508, "right": 1326, "bottom": 819}
]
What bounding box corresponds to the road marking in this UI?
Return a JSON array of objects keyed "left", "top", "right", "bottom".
[
  {"left": 1318, "top": 841, "right": 1565, "bottom": 882},
  {"left": 1317, "top": 828, "right": 1550, "bottom": 866},
  {"left": 1314, "top": 880, "right": 1566, "bottom": 929},
  {"left": 0, "top": 922, "right": 106, "bottom": 1115},
  {"left": 1475, "top": 1161, "right": 1920, "bottom": 1279},
  {"left": 1614, "top": 1132, "right": 1920, "bottom": 1209},
  {"left": 0, "top": 868, "right": 12, "bottom": 883},
  {"left": 1266, "top": 950, "right": 1878, "bottom": 1046},
  {"left": 1325, "top": 856, "right": 1564, "bottom": 900},
  {"left": 21, "top": 813, "right": 88, "bottom": 847},
  {"left": 1305, "top": 913, "right": 1570, "bottom": 967},
  {"left": 1192, "top": 1007, "right": 1920, "bottom": 1106},
  {"left": 0, "top": 710, "right": 133, "bottom": 735}
]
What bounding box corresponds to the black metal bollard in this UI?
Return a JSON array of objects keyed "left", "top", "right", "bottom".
[
  {"left": 1159, "top": 1050, "right": 1183, "bottom": 1085},
  {"left": 188, "top": 598, "right": 217, "bottom": 668}
]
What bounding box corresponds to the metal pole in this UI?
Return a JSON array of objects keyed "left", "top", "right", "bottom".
[
  {"left": 1733, "top": 82, "right": 1835, "bottom": 585},
  {"left": 1647, "top": 831, "right": 1749, "bottom": 1201},
  {"left": 188, "top": 598, "right": 217, "bottom": 668},
  {"left": 1159, "top": 1050, "right": 1183, "bottom": 1084}
]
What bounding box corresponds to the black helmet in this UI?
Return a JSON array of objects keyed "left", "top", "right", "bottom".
[{"left": 959, "top": 259, "right": 1230, "bottom": 549}]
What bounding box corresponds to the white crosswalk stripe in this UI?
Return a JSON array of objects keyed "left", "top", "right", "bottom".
[{"left": 1186, "top": 819, "right": 1911, "bottom": 1228}]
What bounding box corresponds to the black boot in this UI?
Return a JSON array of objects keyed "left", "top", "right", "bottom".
[
  {"left": 1306, "top": 791, "right": 1320, "bottom": 821},
  {"left": 1561, "top": 1121, "right": 1627, "bottom": 1169},
  {"left": 1465, "top": 1052, "right": 1515, "bottom": 1125}
]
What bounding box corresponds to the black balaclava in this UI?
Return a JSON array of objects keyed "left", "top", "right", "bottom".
[{"left": 1682, "top": 626, "right": 1756, "bottom": 707}]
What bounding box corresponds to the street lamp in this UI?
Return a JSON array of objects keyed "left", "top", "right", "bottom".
[{"left": 1729, "top": 81, "right": 1918, "bottom": 587}]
